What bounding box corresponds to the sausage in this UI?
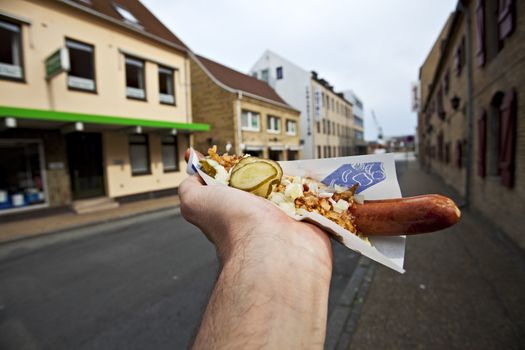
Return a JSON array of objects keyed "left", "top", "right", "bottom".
[{"left": 350, "top": 194, "right": 461, "bottom": 235}]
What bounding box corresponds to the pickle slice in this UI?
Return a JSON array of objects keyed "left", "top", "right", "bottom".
[
  {"left": 199, "top": 160, "right": 217, "bottom": 177},
  {"left": 250, "top": 178, "right": 281, "bottom": 198},
  {"left": 229, "top": 162, "right": 277, "bottom": 191}
]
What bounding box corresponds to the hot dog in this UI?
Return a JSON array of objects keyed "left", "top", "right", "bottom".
[
  {"left": 351, "top": 195, "right": 460, "bottom": 235},
  {"left": 185, "top": 148, "right": 461, "bottom": 236}
]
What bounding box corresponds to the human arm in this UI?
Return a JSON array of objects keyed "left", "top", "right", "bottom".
[{"left": 179, "top": 168, "right": 333, "bottom": 349}]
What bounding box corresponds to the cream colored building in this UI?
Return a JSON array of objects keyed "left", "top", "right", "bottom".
[
  {"left": 191, "top": 54, "right": 301, "bottom": 161},
  {"left": 0, "top": 0, "right": 208, "bottom": 214},
  {"left": 310, "top": 72, "right": 354, "bottom": 159}
]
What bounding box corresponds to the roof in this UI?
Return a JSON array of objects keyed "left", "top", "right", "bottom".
[
  {"left": 60, "top": 0, "right": 189, "bottom": 51},
  {"left": 195, "top": 54, "right": 296, "bottom": 110}
]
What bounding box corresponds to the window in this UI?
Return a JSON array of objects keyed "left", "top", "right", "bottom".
[
  {"left": 286, "top": 120, "right": 297, "bottom": 135},
  {"left": 66, "top": 39, "right": 95, "bottom": 92},
  {"left": 125, "top": 56, "right": 146, "bottom": 100},
  {"left": 317, "top": 145, "right": 321, "bottom": 158},
  {"left": 0, "top": 19, "right": 23, "bottom": 80},
  {"left": 267, "top": 115, "right": 281, "bottom": 133},
  {"left": 161, "top": 135, "right": 179, "bottom": 172},
  {"left": 114, "top": 4, "right": 141, "bottom": 26},
  {"left": 129, "top": 134, "right": 150, "bottom": 175},
  {"left": 316, "top": 121, "right": 320, "bottom": 133},
  {"left": 158, "top": 66, "right": 175, "bottom": 105},
  {"left": 327, "top": 120, "right": 331, "bottom": 134},
  {"left": 261, "top": 69, "right": 269, "bottom": 83},
  {"left": 241, "top": 110, "right": 260, "bottom": 131},
  {"left": 276, "top": 66, "right": 283, "bottom": 79}
]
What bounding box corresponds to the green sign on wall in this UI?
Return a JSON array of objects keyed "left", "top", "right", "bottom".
[{"left": 45, "top": 48, "right": 70, "bottom": 80}]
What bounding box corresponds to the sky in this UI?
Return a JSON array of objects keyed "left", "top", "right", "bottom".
[{"left": 142, "top": 0, "right": 457, "bottom": 141}]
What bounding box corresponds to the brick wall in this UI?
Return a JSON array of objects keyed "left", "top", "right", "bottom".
[
  {"left": 419, "top": 1, "right": 525, "bottom": 248},
  {"left": 190, "top": 59, "right": 236, "bottom": 154}
]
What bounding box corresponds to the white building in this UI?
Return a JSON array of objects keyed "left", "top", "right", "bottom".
[
  {"left": 251, "top": 50, "right": 365, "bottom": 159},
  {"left": 250, "top": 51, "right": 314, "bottom": 157}
]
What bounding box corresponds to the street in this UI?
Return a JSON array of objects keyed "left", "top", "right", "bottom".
[{"left": 0, "top": 201, "right": 359, "bottom": 349}]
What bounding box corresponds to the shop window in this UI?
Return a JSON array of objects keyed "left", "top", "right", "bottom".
[
  {"left": 0, "top": 19, "right": 23, "bottom": 80},
  {"left": 0, "top": 141, "right": 46, "bottom": 212},
  {"left": 158, "top": 66, "right": 175, "bottom": 105},
  {"left": 276, "top": 66, "right": 283, "bottom": 79},
  {"left": 162, "top": 135, "right": 179, "bottom": 172},
  {"left": 267, "top": 115, "right": 281, "bottom": 133},
  {"left": 66, "top": 39, "right": 95, "bottom": 92},
  {"left": 129, "top": 134, "right": 150, "bottom": 175},
  {"left": 125, "top": 56, "right": 146, "bottom": 100},
  {"left": 286, "top": 120, "right": 297, "bottom": 135},
  {"left": 241, "top": 110, "right": 260, "bottom": 131}
]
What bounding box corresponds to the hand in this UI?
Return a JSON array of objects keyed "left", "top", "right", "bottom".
[
  {"left": 179, "top": 150, "right": 333, "bottom": 269},
  {"left": 180, "top": 149, "right": 333, "bottom": 349}
]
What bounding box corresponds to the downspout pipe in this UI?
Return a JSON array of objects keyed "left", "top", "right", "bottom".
[
  {"left": 460, "top": 1, "right": 474, "bottom": 208},
  {"left": 236, "top": 91, "right": 243, "bottom": 154}
]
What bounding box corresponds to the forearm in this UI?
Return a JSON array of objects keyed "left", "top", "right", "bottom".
[{"left": 192, "top": 234, "right": 333, "bottom": 349}]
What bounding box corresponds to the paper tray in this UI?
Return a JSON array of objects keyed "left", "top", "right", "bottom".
[{"left": 187, "top": 149, "right": 405, "bottom": 273}]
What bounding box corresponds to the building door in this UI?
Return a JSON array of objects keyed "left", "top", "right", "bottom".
[{"left": 66, "top": 132, "right": 105, "bottom": 199}]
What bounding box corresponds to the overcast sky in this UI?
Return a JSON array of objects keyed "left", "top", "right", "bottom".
[{"left": 142, "top": 0, "right": 456, "bottom": 140}]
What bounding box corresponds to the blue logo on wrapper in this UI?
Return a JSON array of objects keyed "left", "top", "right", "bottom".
[{"left": 322, "top": 162, "right": 386, "bottom": 194}]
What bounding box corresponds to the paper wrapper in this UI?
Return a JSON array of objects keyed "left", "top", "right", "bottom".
[{"left": 186, "top": 149, "right": 405, "bottom": 273}]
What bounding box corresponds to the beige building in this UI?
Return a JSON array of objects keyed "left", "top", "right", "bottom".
[
  {"left": 310, "top": 72, "right": 354, "bottom": 159},
  {"left": 0, "top": 0, "right": 208, "bottom": 215},
  {"left": 418, "top": 0, "right": 525, "bottom": 248},
  {"left": 190, "top": 54, "right": 301, "bottom": 160}
]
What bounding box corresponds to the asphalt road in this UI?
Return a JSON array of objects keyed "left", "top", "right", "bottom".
[{"left": 0, "top": 210, "right": 359, "bottom": 349}]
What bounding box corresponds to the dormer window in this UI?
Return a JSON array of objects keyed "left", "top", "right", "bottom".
[{"left": 114, "top": 4, "right": 140, "bottom": 26}]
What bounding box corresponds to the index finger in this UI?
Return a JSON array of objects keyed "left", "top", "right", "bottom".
[{"left": 185, "top": 148, "right": 204, "bottom": 163}]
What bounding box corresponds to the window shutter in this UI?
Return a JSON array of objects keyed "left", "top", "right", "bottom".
[
  {"left": 499, "top": 89, "right": 517, "bottom": 187},
  {"left": 456, "top": 140, "right": 463, "bottom": 168},
  {"left": 477, "top": 109, "right": 487, "bottom": 177},
  {"left": 475, "top": 0, "right": 486, "bottom": 66},
  {"left": 498, "top": 0, "right": 515, "bottom": 40}
]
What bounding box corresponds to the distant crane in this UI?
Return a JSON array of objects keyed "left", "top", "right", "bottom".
[{"left": 371, "top": 110, "right": 384, "bottom": 143}]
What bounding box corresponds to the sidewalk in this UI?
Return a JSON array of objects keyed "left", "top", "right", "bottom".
[
  {"left": 0, "top": 195, "right": 180, "bottom": 244},
  {"left": 348, "top": 161, "right": 525, "bottom": 349}
]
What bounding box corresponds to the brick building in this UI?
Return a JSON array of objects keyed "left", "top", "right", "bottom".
[
  {"left": 418, "top": 0, "right": 524, "bottom": 248},
  {"left": 190, "top": 54, "right": 301, "bottom": 160}
]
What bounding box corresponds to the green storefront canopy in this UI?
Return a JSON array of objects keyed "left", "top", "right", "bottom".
[{"left": 0, "top": 106, "right": 210, "bottom": 132}]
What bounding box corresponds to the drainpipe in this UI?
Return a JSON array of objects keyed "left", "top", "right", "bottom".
[
  {"left": 236, "top": 91, "right": 243, "bottom": 154},
  {"left": 460, "top": 1, "right": 474, "bottom": 207}
]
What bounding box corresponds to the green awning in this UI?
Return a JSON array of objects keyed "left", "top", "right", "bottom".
[{"left": 0, "top": 106, "right": 210, "bottom": 132}]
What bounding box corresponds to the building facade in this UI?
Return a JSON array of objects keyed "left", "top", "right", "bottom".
[
  {"left": 310, "top": 72, "right": 354, "bottom": 159},
  {"left": 418, "top": 0, "right": 524, "bottom": 248},
  {"left": 190, "top": 54, "right": 301, "bottom": 161},
  {"left": 342, "top": 90, "right": 367, "bottom": 154},
  {"left": 250, "top": 50, "right": 361, "bottom": 159},
  {"left": 0, "top": 0, "right": 208, "bottom": 215}
]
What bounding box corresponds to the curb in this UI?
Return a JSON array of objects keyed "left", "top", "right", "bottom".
[
  {"left": 0, "top": 206, "right": 181, "bottom": 262},
  {"left": 325, "top": 257, "right": 376, "bottom": 350}
]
